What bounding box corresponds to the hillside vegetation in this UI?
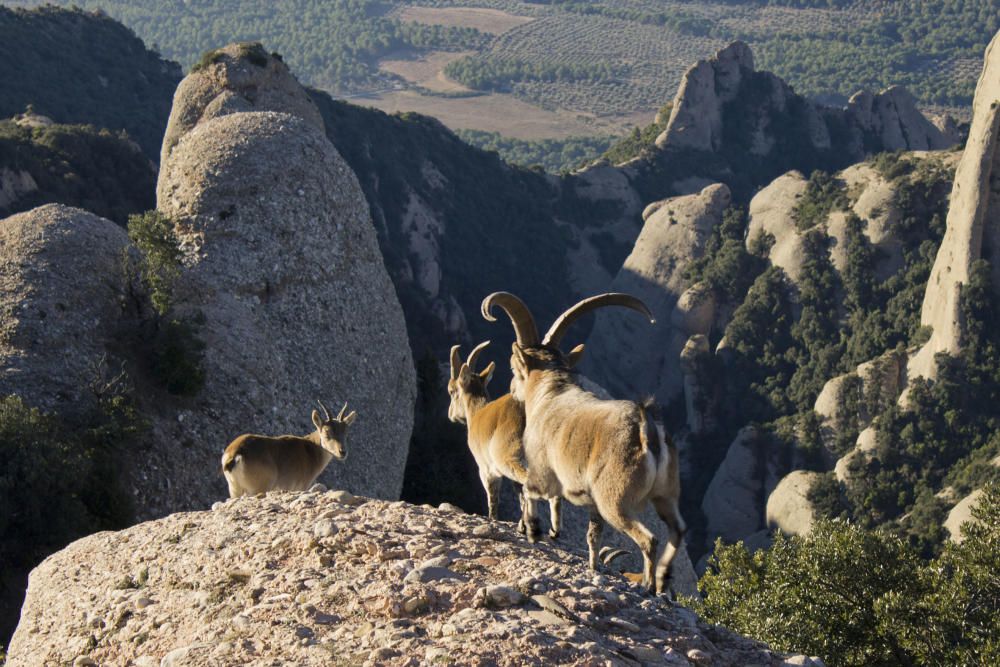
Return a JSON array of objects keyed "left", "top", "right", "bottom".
[
  {"left": 0, "top": 119, "right": 156, "bottom": 224},
  {"left": 8, "top": 0, "right": 995, "bottom": 123},
  {"left": 0, "top": 6, "right": 180, "bottom": 158}
]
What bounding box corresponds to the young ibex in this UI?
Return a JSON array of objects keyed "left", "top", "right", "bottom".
[
  {"left": 447, "top": 340, "right": 573, "bottom": 538},
  {"left": 482, "top": 292, "right": 686, "bottom": 594},
  {"left": 221, "top": 401, "right": 356, "bottom": 498}
]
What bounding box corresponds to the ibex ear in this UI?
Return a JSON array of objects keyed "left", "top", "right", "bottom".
[
  {"left": 312, "top": 410, "right": 323, "bottom": 429},
  {"left": 480, "top": 361, "right": 496, "bottom": 384},
  {"left": 566, "top": 343, "right": 585, "bottom": 368},
  {"left": 512, "top": 343, "right": 527, "bottom": 367},
  {"left": 458, "top": 363, "right": 474, "bottom": 383},
  {"left": 344, "top": 411, "right": 358, "bottom": 426}
]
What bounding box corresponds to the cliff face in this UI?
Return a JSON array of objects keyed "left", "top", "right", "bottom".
[
  {"left": 146, "top": 45, "right": 415, "bottom": 515},
  {"left": 909, "top": 29, "right": 1000, "bottom": 383},
  {"left": 7, "top": 492, "right": 824, "bottom": 667}
]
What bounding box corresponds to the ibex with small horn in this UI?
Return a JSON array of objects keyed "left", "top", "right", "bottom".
[
  {"left": 483, "top": 292, "right": 686, "bottom": 594},
  {"left": 447, "top": 340, "right": 573, "bottom": 538},
  {"left": 222, "top": 400, "right": 357, "bottom": 498}
]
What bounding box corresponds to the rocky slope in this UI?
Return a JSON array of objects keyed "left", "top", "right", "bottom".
[{"left": 8, "top": 491, "right": 824, "bottom": 667}]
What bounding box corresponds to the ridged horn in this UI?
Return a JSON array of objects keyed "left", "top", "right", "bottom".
[
  {"left": 337, "top": 402, "right": 348, "bottom": 420},
  {"left": 450, "top": 344, "right": 462, "bottom": 380},
  {"left": 542, "top": 293, "right": 655, "bottom": 347},
  {"left": 317, "top": 399, "right": 332, "bottom": 421},
  {"left": 466, "top": 340, "right": 491, "bottom": 370},
  {"left": 481, "top": 292, "right": 540, "bottom": 347}
]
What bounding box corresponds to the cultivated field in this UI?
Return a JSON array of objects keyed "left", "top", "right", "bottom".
[
  {"left": 393, "top": 6, "right": 534, "bottom": 34},
  {"left": 379, "top": 49, "right": 476, "bottom": 93},
  {"left": 351, "top": 88, "right": 653, "bottom": 139}
]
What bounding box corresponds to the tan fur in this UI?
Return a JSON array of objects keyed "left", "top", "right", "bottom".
[
  {"left": 512, "top": 345, "right": 686, "bottom": 595},
  {"left": 221, "top": 405, "right": 356, "bottom": 498},
  {"left": 448, "top": 345, "right": 562, "bottom": 537}
]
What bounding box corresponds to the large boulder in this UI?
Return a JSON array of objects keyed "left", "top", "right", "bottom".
[
  {"left": 846, "top": 87, "right": 957, "bottom": 153},
  {"left": 701, "top": 427, "right": 786, "bottom": 546},
  {"left": 7, "top": 493, "right": 821, "bottom": 666},
  {"left": 0, "top": 204, "right": 131, "bottom": 414},
  {"left": 944, "top": 489, "right": 986, "bottom": 543},
  {"left": 746, "top": 171, "right": 809, "bottom": 282},
  {"left": 910, "top": 29, "right": 1000, "bottom": 382},
  {"left": 150, "top": 108, "right": 414, "bottom": 516},
  {"left": 581, "top": 183, "right": 730, "bottom": 404},
  {"left": 766, "top": 471, "right": 822, "bottom": 537}
]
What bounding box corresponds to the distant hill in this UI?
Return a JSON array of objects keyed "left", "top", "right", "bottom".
[{"left": 0, "top": 5, "right": 181, "bottom": 159}]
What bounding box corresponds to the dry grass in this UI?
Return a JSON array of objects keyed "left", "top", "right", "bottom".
[
  {"left": 347, "top": 89, "right": 652, "bottom": 140},
  {"left": 395, "top": 6, "right": 533, "bottom": 34},
  {"left": 378, "top": 49, "right": 475, "bottom": 93}
]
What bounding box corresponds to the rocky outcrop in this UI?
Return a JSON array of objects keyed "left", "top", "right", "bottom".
[
  {"left": 147, "top": 45, "right": 415, "bottom": 516},
  {"left": 655, "top": 41, "right": 952, "bottom": 163},
  {"left": 846, "top": 87, "right": 959, "bottom": 153},
  {"left": 657, "top": 41, "right": 755, "bottom": 152},
  {"left": 0, "top": 204, "right": 131, "bottom": 415},
  {"left": 581, "top": 183, "right": 731, "bottom": 404},
  {"left": 160, "top": 42, "right": 324, "bottom": 165},
  {"left": 909, "top": 29, "right": 1000, "bottom": 383},
  {"left": 945, "top": 489, "right": 986, "bottom": 543},
  {"left": 8, "top": 492, "right": 824, "bottom": 667},
  {"left": 701, "top": 427, "right": 786, "bottom": 546},
  {"left": 766, "top": 471, "right": 821, "bottom": 537},
  {"left": 0, "top": 168, "right": 37, "bottom": 209},
  {"left": 746, "top": 172, "right": 809, "bottom": 282}
]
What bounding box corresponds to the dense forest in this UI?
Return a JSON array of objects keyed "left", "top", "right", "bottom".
[{"left": 455, "top": 129, "right": 613, "bottom": 173}]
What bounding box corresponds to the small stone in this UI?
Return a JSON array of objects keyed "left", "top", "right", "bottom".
[
  {"left": 73, "top": 658, "right": 97, "bottom": 667},
  {"left": 527, "top": 609, "right": 569, "bottom": 627},
  {"left": 420, "top": 555, "right": 453, "bottom": 569},
  {"left": 425, "top": 647, "right": 450, "bottom": 662},
  {"left": 476, "top": 585, "right": 526, "bottom": 608},
  {"left": 629, "top": 645, "right": 665, "bottom": 662},
  {"left": 403, "top": 595, "right": 430, "bottom": 615},
  {"left": 295, "top": 625, "right": 314, "bottom": 639},
  {"left": 404, "top": 566, "right": 463, "bottom": 584},
  {"left": 608, "top": 616, "right": 641, "bottom": 633},
  {"left": 329, "top": 490, "right": 359, "bottom": 505},
  {"left": 472, "top": 524, "right": 494, "bottom": 537},
  {"left": 437, "top": 502, "right": 464, "bottom": 513},
  {"left": 232, "top": 614, "right": 251, "bottom": 630},
  {"left": 369, "top": 647, "right": 399, "bottom": 661},
  {"left": 211, "top": 501, "right": 225, "bottom": 511},
  {"left": 313, "top": 519, "right": 338, "bottom": 539},
  {"left": 687, "top": 648, "right": 711, "bottom": 664},
  {"left": 135, "top": 597, "right": 154, "bottom": 610},
  {"left": 134, "top": 657, "right": 158, "bottom": 667},
  {"left": 353, "top": 621, "right": 374, "bottom": 638},
  {"left": 475, "top": 556, "right": 500, "bottom": 567},
  {"left": 309, "top": 483, "right": 327, "bottom": 493}
]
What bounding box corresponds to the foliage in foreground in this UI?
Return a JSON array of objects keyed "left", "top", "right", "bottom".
[{"left": 695, "top": 485, "right": 1000, "bottom": 666}]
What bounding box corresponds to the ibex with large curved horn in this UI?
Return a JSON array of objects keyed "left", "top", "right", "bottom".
[
  {"left": 482, "top": 292, "right": 686, "bottom": 594},
  {"left": 447, "top": 340, "right": 574, "bottom": 538},
  {"left": 221, "top": 401, "right": 357, "bottom": 498}
]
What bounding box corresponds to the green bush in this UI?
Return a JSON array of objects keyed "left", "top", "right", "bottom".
[
  {"left": 127, "top": 210, "right": 205, "bottom": 396},
  {"left": 694, "top": 494, "right": 1000, "bottom": 667},
  {"left": 792, "top": 170, "right": 848, "bottom": 230},
  {"left": 0, "top": 389, "right": 142, "bottom": 647}
]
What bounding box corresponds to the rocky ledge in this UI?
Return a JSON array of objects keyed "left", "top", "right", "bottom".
[{"left": 9, "top": 492, "right": 822, "bottom": 666}]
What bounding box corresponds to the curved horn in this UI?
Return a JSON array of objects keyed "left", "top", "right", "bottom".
[
  {"left": 481, "top": 292, "right": 540, "bottom": 347},
  {"left": 599, "top": 546, "right": 631, "bottom": 566},
  {"left": 542, "top": 293, "right": 654, "bottom": 347},
  {"left": 450, "top": 344, "right": 462, "bottom": 380},
  {"left": 337, "top": 402, "right": 348, "bottom": 420},
  {"left": 466, "top": 340, "right": 491, "bottom": 370},
  {"left": 317, "top": 399, "right": 332, "bottom": 421}
]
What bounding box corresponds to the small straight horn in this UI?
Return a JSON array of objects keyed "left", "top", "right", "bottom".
[
  {"left": 337, "top": 402, "right": 348, "bottom": 420},
  {"left": 317, "top": 399, "right": 332, "bottom": 421}
]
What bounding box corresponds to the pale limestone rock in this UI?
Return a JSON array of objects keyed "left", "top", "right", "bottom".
[
  {"left": 910, "top": 30, "right": 1000, "bottom": 383},
  {"left": 847, "top": 87, "right": 955, "bottom": 152},
  {"left": 0, "top": 168, "right": 38, "bottom": 209},
  {"left": 672, "top": 283, "right": 717, "bottom": 337},
  {"left": 747, "top": 171, "right": 809, "bottom": 282},
  {"left": 945, "top": 489, "right": 985, "bottom": 543},
  {"left": 7, "top": 495, "right": 781, "bottom": 665},
  {"left": 679, "top": 334, "right": 711, "bottom": 433},
  {"left": 581, "top": 184, "right": 730, "bottom": 405},
  {"left": 766, "top": 471, "right": 822, "bottom": 536},
  {"left": 0, "top": 204, "right": 131, "bottom": 414}
]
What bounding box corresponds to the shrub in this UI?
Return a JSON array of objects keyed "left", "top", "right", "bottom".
[
  {"left": 792, "top": 170, "right": 848, "bottom": 230},
  {"left": 127, "top": 210, "right": 181, "bottom": 315}
]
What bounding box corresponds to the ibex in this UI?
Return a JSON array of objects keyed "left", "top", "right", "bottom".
[
  {"left": 221, "top": 401, "right": 356, "bottom": 498},
  {"left": 447, "top": 340, "right": 574, "bottom": 538},
  {"left": 483, "top": 292, "right": 686, "bottom": 594}
]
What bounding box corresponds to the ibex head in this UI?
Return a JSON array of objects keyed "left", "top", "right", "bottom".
[
  {"left": 447, "top": 341, "right": 495, "bottom": 425},
  {"left": 481, "top": 291, "right": 652, "bottom": 401},
  {"left": 311, "top": 400, "right": 356, "bottom": 460}
]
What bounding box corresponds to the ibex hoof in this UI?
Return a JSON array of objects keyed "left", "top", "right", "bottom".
[
  {"left": 525, "top": 518, "right": 542, "bottom": 543},
  {"left": 516, "top": 519, "right": 526, "bottom": 535},
  {"left": 548, "top": 529, "right": 560, "bottom": 540}
]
